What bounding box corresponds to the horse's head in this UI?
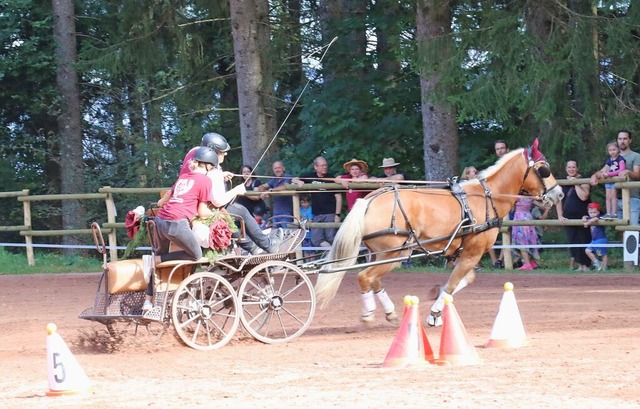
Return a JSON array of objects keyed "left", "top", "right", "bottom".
[{"left": 521, "top": 138, "right": 564, "bottom": 208}]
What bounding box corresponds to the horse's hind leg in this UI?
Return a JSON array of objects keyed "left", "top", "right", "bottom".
[{"left": 357, "top": 262, "right": 400, "bottom": 324}]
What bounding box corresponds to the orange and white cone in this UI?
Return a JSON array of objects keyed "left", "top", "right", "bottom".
[
  {"left": 485, "top": 282, "right": 529, "bottom": 348},
  {"left": 435, "top": 295, "right": 481, "bottom": 366},
  {"left": 382, "top": 296, "right": 435, "bottom": 367},
  {"left": 46, "top": 323, "right": 92, "bottom": 396}
]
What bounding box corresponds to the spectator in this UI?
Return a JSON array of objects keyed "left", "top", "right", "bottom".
[
  {"left": 335, "top": 158, "right": 370, "bottom": 212},
  {"left": 582, "top": 202, "right": 608, "bottom": 271},
  {"left": 299, "top": 194, "right": 315, "bottom": 260},
  {"left": 234, "top": 165, "right": 267, "bottom": 221},
  {"left": 531, "top": 202, "right": 550, "bottom": 247},
  {"left": 591, "top": 130, "right": 640, "bottom": 225},
  {"left": 511, "top": 196, "right": 540, "bottom": 270},
  {"left": 258, "top": 161, "right": 294, "bottom": 227},
  {"left": 556, "top": 160, "right": 592, "bottom": 271},
  {"left": 371, "top": 158, "right": 405, "bottom": 181},
  {"left": 461, "top": 166, "right": 478, "bottom": 181},
  {"left": 590, "top": 141, "right": 626, "bottom": 219},
  {"left": 489, "top": 139, "right": 510, "bottom": 269},
  {"left": 494, "top": 139, "right": 509, "bottom": 158},
  {"left": 292, "top": 157, "right": 342, "bottom": 248}
]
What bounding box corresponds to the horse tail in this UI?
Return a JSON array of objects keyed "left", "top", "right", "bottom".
[{"left": 315, "top": 198, "right": 368, "bottom": 308}]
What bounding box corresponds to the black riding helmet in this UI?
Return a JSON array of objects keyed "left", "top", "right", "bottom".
[
  {"left": 201, "top": 132, "right": 230, "bottom": 153},
  {"left": 192, "top": 146, "right": 219, "bottom": 167}
]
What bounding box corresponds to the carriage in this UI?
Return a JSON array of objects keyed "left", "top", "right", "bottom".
[
  {"left": 80, "top": 139, "right": 564, "bottom": 348},
  {"left": 79, "top": 217, "right": 316, "bottom": 351}
]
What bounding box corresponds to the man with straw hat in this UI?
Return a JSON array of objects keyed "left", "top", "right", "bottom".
[{"left": 334, "top": 158, "right": 370, "bottom": 212}]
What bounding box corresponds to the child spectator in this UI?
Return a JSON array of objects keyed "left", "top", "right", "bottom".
[
  {"left": 299, "top": 194, "right": 314, "bottom": 260},
  {"left": 511, "top": 196, "right": 540, "bottom": 270},
  {"left": 461, "top": 166, "right": 478, "bottom": 181},
  {"left": 592, "top": 141, "right": 626, "bottom": 219},
  {"left": 582, "top": 202, "right": 608, "bottom": 270}
]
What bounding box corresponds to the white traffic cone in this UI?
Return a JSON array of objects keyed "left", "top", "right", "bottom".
[
  {"left": 485, "top": 282, "right": 529, "bottom": 348},
  {"left": 46, "top": 323, "right": 92, "bottom": 396}
]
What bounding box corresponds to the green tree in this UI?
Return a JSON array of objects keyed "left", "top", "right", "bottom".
[{"left": 52, "top": 0, "right": 86, "bottom": 253}]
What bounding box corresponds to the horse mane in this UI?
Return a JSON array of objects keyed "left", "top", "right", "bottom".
[{"left": 475, "top": 148, "right": 524, "bottom": 181}]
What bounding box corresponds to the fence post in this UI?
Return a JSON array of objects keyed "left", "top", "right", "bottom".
[
  {"left": 502, "top": 227, "right": 513, "bottom": 270},
  {"left": 104, "top": 189, "right": 118, "bottom": 262},
  {"left": 20, "top": 190, "right": 35, "bottom": 266},
  {"left": 292, "top": 193, "right": 302, "bottom": 260}
]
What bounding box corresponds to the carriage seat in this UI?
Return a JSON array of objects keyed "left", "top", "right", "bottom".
[
  {"left": 105, "top": 259, "right": 147, "bottom": 294},
  {"left": 152, "top": 257, "right": 211, "bottom": 292}
]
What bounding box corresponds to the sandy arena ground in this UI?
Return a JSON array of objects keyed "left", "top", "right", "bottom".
[{"left": 0, "top": 271, "right": 639, "bottom": 409}]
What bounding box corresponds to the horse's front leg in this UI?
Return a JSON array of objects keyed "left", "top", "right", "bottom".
[{"left": 427, "top": 263, "right": 477, "bottom": 327}]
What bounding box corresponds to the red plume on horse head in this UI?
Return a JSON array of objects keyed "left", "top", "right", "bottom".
[{"left": 528, "top": 138, "right": 544, "bottom": 162}]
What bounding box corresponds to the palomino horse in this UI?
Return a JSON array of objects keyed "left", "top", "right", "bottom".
[{"left": 315, "top": 139, "right": 564, "bottom": 326}]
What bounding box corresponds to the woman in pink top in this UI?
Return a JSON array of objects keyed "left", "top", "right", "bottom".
[{"left": 335, "top": 158, "right": 370, "bottom": 212}]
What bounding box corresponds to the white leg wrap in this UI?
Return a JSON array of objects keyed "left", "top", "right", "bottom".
[
  {"left": 452, "top": 277, "right": 468, "bottom": 295},
  {"left": 431, "top": 294, "right": 445, "bottom": 314},
  {"left": 361, "top": 290, "right": 376, "bottom": 316},
  {"left": 375, "top": 288, "right": 395, "bottom": 314}
]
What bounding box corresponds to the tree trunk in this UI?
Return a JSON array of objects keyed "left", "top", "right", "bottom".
[
  {"left": 229, "top": 0, "right": 276, "bottom": 167},
  {"left": 52, "top": 0, "right": 86, "bottom": 253},
  {"left": 416, "top": 0, "right": 459, "bottom": 181}
]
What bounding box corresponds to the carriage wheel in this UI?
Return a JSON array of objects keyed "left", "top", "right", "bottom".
[
  {"left": 171, "top": 272, "right": 239, "bottom": 351},
  {"left": 238, "top": 261, "right": 316, "bottom": 344}
]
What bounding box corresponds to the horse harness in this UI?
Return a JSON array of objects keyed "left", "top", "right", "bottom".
[{"left": 361, "top": 180, "right": 503, "bottom": 259}]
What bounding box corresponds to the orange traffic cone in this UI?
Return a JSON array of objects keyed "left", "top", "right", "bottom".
[
  {"left": 46, "top": 323, "right": 92, "bottom": 396},
  {"left": 485, "top": 282, "right": 529, "bottom": 348},
  {"left": 435, "top": 295, "right": 481, "bottom": 366},
  {"left": 382, "top": 296, "right": 435, "bottom": 367}
]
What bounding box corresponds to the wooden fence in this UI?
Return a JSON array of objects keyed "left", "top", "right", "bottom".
[{"left": 1, "top": 177, "right": 638, "bottom": 267}]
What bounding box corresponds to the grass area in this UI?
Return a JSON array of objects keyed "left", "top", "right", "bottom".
[{"left": 0, "top": 247, "right": 103, "bottom": 274}]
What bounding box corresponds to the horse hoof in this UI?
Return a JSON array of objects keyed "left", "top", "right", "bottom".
[
  {"left": 361, "top": 313, "right": 375, "bottom": 324},
  {"left": 427, "top": 314, "right": 443, "bottom": 327},
  {"left": 385, "top": 310, "right": 399, "bottom": 324}
]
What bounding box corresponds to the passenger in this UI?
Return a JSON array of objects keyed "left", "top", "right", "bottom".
[
  {"left": 201, "top": 133, "right": 283, "bottom": 256},
  {"left": 159, "top": 133, "right": 282, "bottom": 256},
  {"left": 142, "top": 147, "right": 219, "bottom": 311}
]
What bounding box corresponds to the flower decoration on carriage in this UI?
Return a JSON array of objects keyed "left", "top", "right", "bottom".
[
  {"left": 123, "top": 205, "right": 149, "bottom": 259},
  {"left": 191, "top": 210, "right": 238, "bottom": 260},
  {"left": 124, "top": 205, "right": 146, "bottom": 239}
]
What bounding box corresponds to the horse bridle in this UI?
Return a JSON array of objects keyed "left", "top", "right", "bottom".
[{"left": 521, "top": 148, "right": 558, "bottom": 203}]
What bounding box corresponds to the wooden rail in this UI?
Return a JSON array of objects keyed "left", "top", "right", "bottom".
[{"left": 1, "top": 177, "right": 639, "bottom": 267}]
